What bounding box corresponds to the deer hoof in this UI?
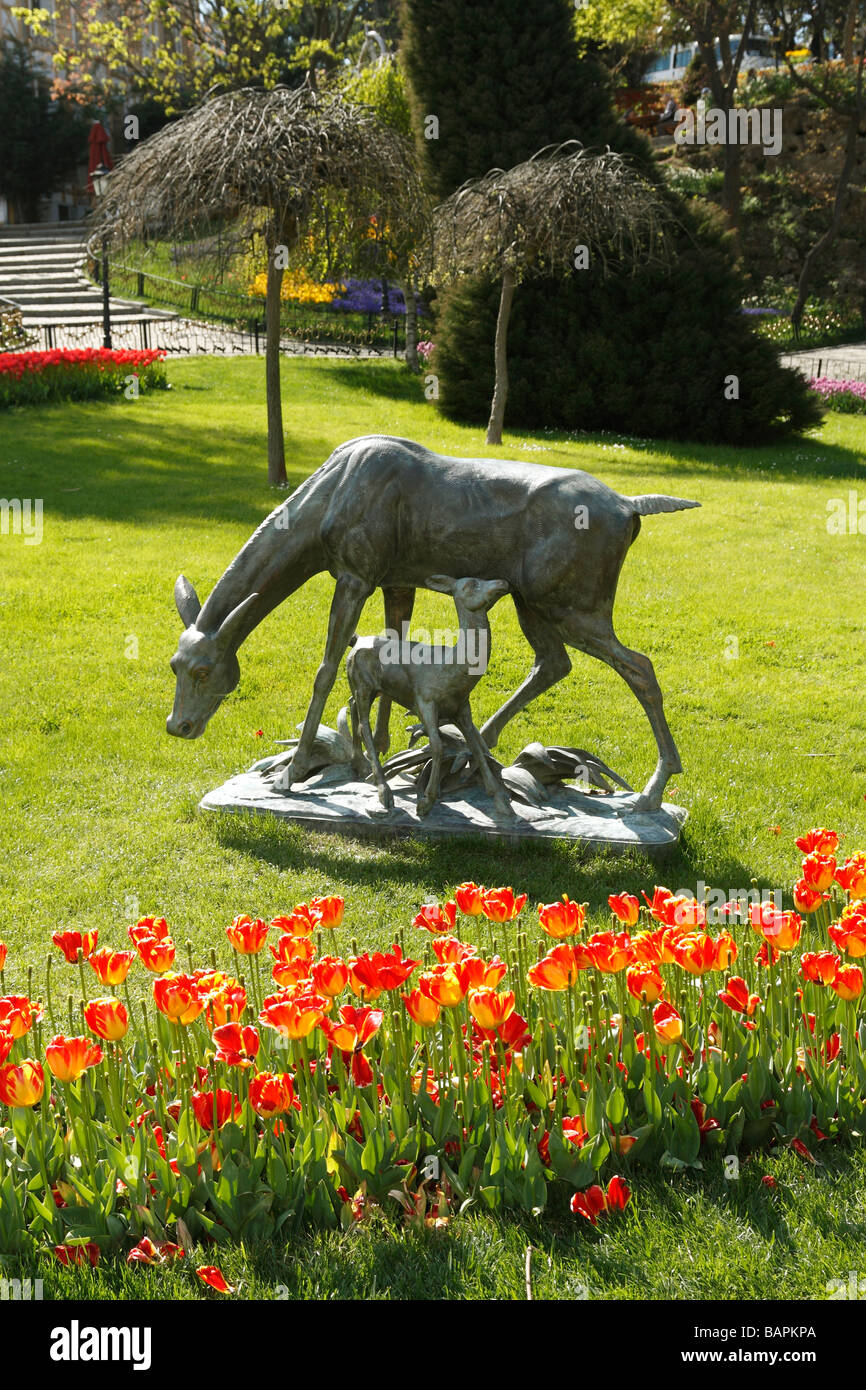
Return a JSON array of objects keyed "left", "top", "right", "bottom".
[
  {"left": 416, "top": 796, "right": 434, "bottom": 819},
  {"left": 378, "top": 787, "right": 394, "bottom": 811}
]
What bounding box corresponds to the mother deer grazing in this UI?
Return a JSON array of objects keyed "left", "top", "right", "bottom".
[{"left": 167, "top": 434, "right": 700, "bottom": 811}]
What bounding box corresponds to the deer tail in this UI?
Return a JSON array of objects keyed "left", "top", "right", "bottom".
[{"left": 629, "top": 494, "right": 701, "bottom": 515}]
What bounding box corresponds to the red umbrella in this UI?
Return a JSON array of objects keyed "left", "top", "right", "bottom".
[{"left": 87, "top": 121, "right": 114, "bottom": 194}]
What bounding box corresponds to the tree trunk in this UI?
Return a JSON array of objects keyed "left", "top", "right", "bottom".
[
  {"left": 791, "top": 110, "right": 860, "bottom": 335},
  {"left": 842, "top": 0, "right": 857, "bottom": 63},
  {"left": 402, "top": 277, "right": 419, "bottom": 371},
  {"left": 486, "top": 266, "right": 515, "bottom": 446},
  {"left": 265, "top": 245, "right": 287, "bottom": 488}
]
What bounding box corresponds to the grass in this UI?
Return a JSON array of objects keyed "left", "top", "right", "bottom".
[{"left": 1, "top": 355, "right": 865, "bottom": 1298}]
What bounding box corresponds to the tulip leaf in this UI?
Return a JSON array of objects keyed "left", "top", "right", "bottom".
[{"left": 605, "top": 1088, "right": 626, "bottom": 1126}]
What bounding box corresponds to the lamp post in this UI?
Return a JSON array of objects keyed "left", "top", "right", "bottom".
[{"left": 90, "top": 164, "right": 112, "bottom": 350}]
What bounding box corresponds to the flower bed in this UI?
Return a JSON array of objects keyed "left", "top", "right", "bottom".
[
  {"left": 808, "top": 377, "right": 866, "bottom": 414},
  {"left": 0, "top": 349, "right": 168, "bottom": 409},
  {"left": 0, "top": 830, "right": 864, "bottom": 1275}
]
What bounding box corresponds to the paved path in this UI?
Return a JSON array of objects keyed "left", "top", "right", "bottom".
[{"left": 780, "top": 343, "right": 866, "bottom": 381}]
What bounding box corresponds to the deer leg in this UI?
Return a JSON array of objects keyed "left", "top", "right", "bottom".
[
  {"left": 561, "top": 613, "right": 682, "bottom": 813},
  {"left": 455, "top": 704, "right": 513, "bottom": 821},
  {"left": 415, "top": 697, "right": 443, "bottom": 818},
  {"left": 480, "top": 600, "right": 572, "bottom": 749},
  {"left": 281, "top": 572, "right": 373, "bottom": 788},
  {"left": 353, "top": 687, "right": 394, "bottom": 811},
  {"left": 374, "top": 585, "right": 415, "bottom": 756}
]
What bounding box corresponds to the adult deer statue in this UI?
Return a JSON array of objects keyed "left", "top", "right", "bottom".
[{"left": 167, "top": 434, "right": 700, "bottom": 811}]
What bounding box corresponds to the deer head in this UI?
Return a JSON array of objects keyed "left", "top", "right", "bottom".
[{"left": 166, "top": 575, "right": 258, "bottom": 739}]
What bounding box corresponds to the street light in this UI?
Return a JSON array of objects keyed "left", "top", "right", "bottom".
[{"left": 90, "top": 163, "right": 112, "bottom": 350}]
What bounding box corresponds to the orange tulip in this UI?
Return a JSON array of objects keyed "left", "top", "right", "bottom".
[
  {"left": 795, "top": 827, "right": 838, "bottom": 856},
  {"left": 626, "top": 963, "right": 664, "bottom": 1004},
  {"left": 271, "top": 907, "right": 317, "bottom": 938},
  {"left": 673, "top": 933, "right": 718, "bottom": 975},
  {"left": 0, "top": 941, "right": 6, "bottom": 971},
  {"left": 652, "top": 1000, "right": 683, "bottom": 1046},
  {"left": 321, "top": 1004, "right": 383, "bottom": 1053},
  {"left": 608, "top": 892, "right": 640, "bottom": 927},
  {"left": 800, "top": 951, "right": 840, "bottom": 986},
  {"left": 538, "top": 895, "right": 586, "bottom": 939},
  {"left": 205, "top": 982, "right": 247, "bottom": 1028},
  {"left": 83, "top": 997, "right": 128, "bottom": 1041},
  {"left": 481, "top": 887, "right": 527, "bottom": 922},
  {"left": 801, "top": 852, "right": 836, "bottom": 893},
  {"left": 563, "top": 1114, "right": 588, "bottom": 1147},
  {"left": 258, "top": 993, "right": 326, "bottom": 1040},
  {"left": 454, "top": 882, "right": 485, "bottom": 915},
  {"left": 348, "top": 945, "right": 417, "bottom": 998},
  {"left": 270, "top": 934, "right": 315, "bottom": 968},
  {"left": 136, "top": 935, "right": 176, "bottom": 973},
  {"left": 831, "top": 962, "right": 864, "bottom": 1001},
  {"left": 467, "top": 987, "right": 515, "bottom": 1031},
  {"left": 45, "top": 1034, "right": 103, "bottom": 1083},
  {"left": 527, "top": 943, "right": 586, "bottom": 990},
  {"left": 196, "top": 1265, "right": 235, "bottom": 1294},
  {"left": 643, "top": 886, "right": 674, "bottom": 921},
  {"left": 835, "top": 854, "right": 866, "bottom": 900},
  {"left": 460, "top": 955, "right": 507, "bottom": 990},
  {"left": 585, "top": 931, "right": 633, "bottom": 974},
  {"left": 309, "top": 895, "right": 344, "bottom": 929},
  {"left": 829, "top": 916, "right": 866, "bottom": 958},
  {"left": 272, "top": 959, "right": 311, "bottom": 990},
  {"left": 311, "top": 955, "right": 349, "bottom": 998},
  {"left": 226, "top": 915, "right": 269, "bottom": 954},
  {"left": 412, "top": 902, "right": 457, "bottom": 935},
  {"left": 402, "top": 988, "right": 440, "bottom": 1027},
  {"left": 0, "top": 995, "right": 36, "bottom": 1039},
  {"left": 153, "top": 973, "right": 204, "bottom": 1025},
  {"left": 89, "top": 948, "right": 135, "bottom": 986},
  {"left": 0, "top": 1059, "right": 44, "bottom": 1107},
  {"left": 0, "top": 1029, "right": 13, "bottom": 1065},
  {"left": 793, "top": 879, "right": 828, "bottom": 914},
  {"left": 655, "top": 895, "right": 707, "bottom": 930},
  {"left": 717, "top": 976, "right": 761, "bottom": 1016},
  {"left": 128, "top": 916, "right": 171, "bottom": 947},
  {"left": 249, "top": 1071, "right": 295, "bottom": 1117},
  {"left": 419, "top": 963, "right": 466, "bottom": 1008},
  {"left": 51, "top": 929, "right": 98, "bottom": 963},
  {"left": 759, "top": 910, "right": 802, "bottom": 953},
  {"left": 191, "top": 1088, "right": 243, "bottom": 1131}
]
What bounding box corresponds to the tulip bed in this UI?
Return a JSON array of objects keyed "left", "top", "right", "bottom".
[
  {"left": 0, "top": 349, "right": 168, "bottom": 409},
  {"left": 0, "top": 827, "right": 864, "bottom": 1276}
]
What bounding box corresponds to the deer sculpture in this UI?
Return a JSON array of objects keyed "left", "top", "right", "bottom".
[
  {"left": 167, "top": 434, "right": 700, "bottom": 811},
  {"left": 347, "top": 575, "right": 512, "bottom": 819}
]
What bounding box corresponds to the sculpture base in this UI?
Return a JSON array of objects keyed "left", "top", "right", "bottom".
[{"left": 199, "top": 766, "right": 687, "bottom": 854}]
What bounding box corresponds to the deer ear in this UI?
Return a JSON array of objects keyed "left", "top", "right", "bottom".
[
  {"left": 424, "top": 575, "right": 456, "bottom": 594},
  {"left": 215, "top": 593, "right": 259, "bottom": 651},
  {"left": 174, "top": 575, "right": 201, "bottom": 629}
]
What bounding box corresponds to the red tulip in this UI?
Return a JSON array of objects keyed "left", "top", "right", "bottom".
[
  {"left": 652, "top": 1000, "right": 684, "bottom": 1046},
  {"left": 190, "top": 1088, "right": 243, "bottom": 1131},
  {"left": 55, "top": 1242, "right": 99, "bottom": 1267},
  {"left": 51, "top": 929, "right": 98, "bottom": 963},
  {"left": 196, "top": 1265, "right": 234, "bottom": 1293},
  {"left": 527, "top": 943, "right": 587, "bottom": 990},
  {"left": 626, "top": 963, "right": 664, "bottom": 1003},
  {"left": 128, "top": 916, "right": 171, "bottom": 947},
  {"left": 258, "top": 993, "right": 326, "bottom": 1040},
  {"left": 321, "top": 1004, "right": 383, "bottom": 1053},
  {"left": 212, "top": 1022, "right": 260, "bottom": 1065},
  {"left": 831, "top": 962, "right": 863, "bottom": 1001},
  {"left": 0, "top": 995, "right": 37, "bottom": 1038},
  {"left": 412, "top": 902, "right": 457, "bottom": 935},
  {"left": 136, "top": 935, "right": 176, "bottom": 973},
  {"left": 271, "top": 907, "right": 316, "bottom": 938},
  {"left": 310, "top": 955, "right": 349, "bottom": 998},
  {"left": 801, "top": 852, "right": 836, "bottom": 893},
  {"left": 835, "top": 854, "right": 866, "bottom": 900},
  {"left": 0, "top": 1029, "right": 13, "bottom": 1065},
  {"left": 800, "top": 951, "right": 841, "bottom": 985},
  {"left": 829, "top": 913, "right": 866, "bottom": 959},
  {"left": 792, "top": 879, "right": 829, "bottom": 914},
  {"left": 467, "top": 987, "right": 515, "bottom": 1031},
  {"left": 717, "top": 976, "right": 761, "bottom": 1016},
  {"left": 431, "top": 935, "right": 477, "bottom": 964},
  {"left": 795, "top": 827, "right": 838, "bottom": 856},
  {"left": 153, "top": 973, "right": 204, "bottom": 1025},
  {"left": 585, "top": 931, "right": 633, "bottom": 973},
  {"left": 309, "top": 895, "right": 344, "bottom": 929},
  {"left": 248, "top": 1072, "right": 295, "bottom": 1117}
]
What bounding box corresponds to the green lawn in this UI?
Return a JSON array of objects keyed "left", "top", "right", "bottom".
[{"left": 1, "top": 356, "right": 864, "bottom": 1298}]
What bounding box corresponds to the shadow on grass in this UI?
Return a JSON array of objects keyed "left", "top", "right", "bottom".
[{"left": 208, "top": 798, "right": 761, "bottom": 914}]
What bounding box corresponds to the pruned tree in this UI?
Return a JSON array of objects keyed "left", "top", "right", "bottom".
[
  {"left": 91, "top": 83, "right": 426, "bottom": 485},
  {"left": 431, "top": 142, "right": 674, "bottom": 445}
]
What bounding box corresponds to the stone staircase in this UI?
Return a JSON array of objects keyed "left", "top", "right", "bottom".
[{"left": 0, "top": 223, "right": 174, "bottom": 331}]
